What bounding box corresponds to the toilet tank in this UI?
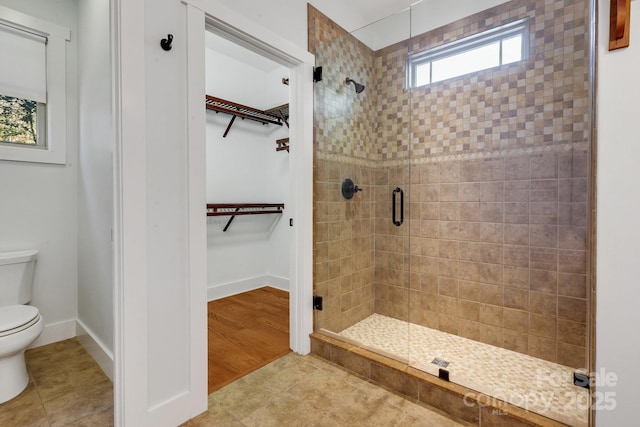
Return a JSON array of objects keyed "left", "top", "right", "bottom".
[{"left": 0, "top": 250, "right": 38, "bottom": 306}]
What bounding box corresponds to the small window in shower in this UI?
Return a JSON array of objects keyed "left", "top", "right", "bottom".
[{"left": 408, "top": 18, "right": 529, "bottom": 88}]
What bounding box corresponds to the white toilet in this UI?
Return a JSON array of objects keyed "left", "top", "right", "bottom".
[{"left": 0, "top": 250, "right": 43, "bottom": 403}]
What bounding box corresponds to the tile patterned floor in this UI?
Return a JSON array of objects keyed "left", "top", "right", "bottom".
[
  {"left": 185, "top": 352, "right": 466, "bottom": 427},
  {"left": 2, "top": 338, "right": 465, "bottom": 427},
  {"left": 0, "top": 338, "right": 113, "bottom": 427},
  {"left": 338, "top": 314, "right": 589, "bottom": 427}
]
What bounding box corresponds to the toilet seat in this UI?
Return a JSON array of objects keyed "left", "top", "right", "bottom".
[{"left": 0, "top": 305, "right": 40, "bottom": 338}]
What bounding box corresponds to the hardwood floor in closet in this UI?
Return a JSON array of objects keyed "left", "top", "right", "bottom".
[{"left": 208, "top": 286, "right": 290, "bottom": 393}]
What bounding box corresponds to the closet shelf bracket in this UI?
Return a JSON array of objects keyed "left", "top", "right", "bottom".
[
  {"left": 276, "top": 138, "right": 289, "bottom": 153},
  {"left": 265, "top": 104, "right": 290, "bottom": 128}
]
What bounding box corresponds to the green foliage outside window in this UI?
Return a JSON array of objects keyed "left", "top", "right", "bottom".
[{"left": 0, "top": 94, "right": 38, "bottom": 145}]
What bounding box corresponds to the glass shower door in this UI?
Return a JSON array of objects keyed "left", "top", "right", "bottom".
[{"left": 404, "top": 1, "right": 592, "bottom": 425}]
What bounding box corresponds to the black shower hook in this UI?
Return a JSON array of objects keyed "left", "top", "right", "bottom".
[{"left": 160, "top": 34, "right": 173, "bottom": 51}]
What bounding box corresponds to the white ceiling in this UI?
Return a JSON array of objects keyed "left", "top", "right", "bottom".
[
  {"left": 203, "top": 0, "right": 415, "bottom": 71},
  {"left": 351, "top": 0, "right": 510, "bottom": 50},
  {"left": 205, "top": 0, "right": 511, "bottom": 69},
  {"left": 311, "top": 0, "right": 508, "bottom": 36},
  {"left": 317, "top": 0, "right": 412, "bottom": 31}
]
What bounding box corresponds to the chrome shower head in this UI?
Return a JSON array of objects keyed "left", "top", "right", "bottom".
[{"left": 346, "top": 77, "right": 365, "bottom": 94}]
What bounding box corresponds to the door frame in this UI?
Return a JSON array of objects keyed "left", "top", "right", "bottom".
[
  {"left": 184, "top": 0, "right": 316, "bottom": 370},
  {"left": 113, "top": 0, "right": 315, "bottom": 423}
]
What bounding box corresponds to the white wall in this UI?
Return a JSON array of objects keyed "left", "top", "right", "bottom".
[
  {"left": 77, "top": 0, "right": 114, "bottom": 377},
  {"left": 143, "top": 0, "right": 191, "bottom": 411},
  {"left": 205, "top": 38, "right": 290, "bottom": 298},
  {"left": 115, "top": 0, "right": 201, "bottom": 420},
  {"left": 596, "top": 0, "right": 640, "bottom": 424},
  {"left": 0, "top": 0, "right": 78, "bottom": 346}
]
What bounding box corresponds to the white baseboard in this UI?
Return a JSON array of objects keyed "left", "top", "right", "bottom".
[
  {"left": 208, "top": 275, "right": 290, "bottom": 301},
  {"left": 265, "top": 274, "right": 289, "bottom": 292},
  {"left": 29, "top": 319, "right": 76, "bottom": 349},
  {"left": 76, "top": 319, "right": 114, "bottom": 381}
]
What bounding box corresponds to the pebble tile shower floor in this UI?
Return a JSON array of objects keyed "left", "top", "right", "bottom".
[{"left": 338, "top": 314, "right": 588, "bottom": 427}]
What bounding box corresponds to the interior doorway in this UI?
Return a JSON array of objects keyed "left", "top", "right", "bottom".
[{"left": 204, "top": 28, "right": 294, "bottom": 392}]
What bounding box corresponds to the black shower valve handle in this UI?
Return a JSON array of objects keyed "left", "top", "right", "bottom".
[{"left": 342, "top": 178, "right": 362, "bottom": 200}]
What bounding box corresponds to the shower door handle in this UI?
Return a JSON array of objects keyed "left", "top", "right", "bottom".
[{"left": 392, "top": 187, "right": 404, "bottom": 226}]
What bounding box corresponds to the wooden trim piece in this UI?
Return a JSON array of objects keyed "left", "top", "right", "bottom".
[{"left": 609, "top": 0, "right": 631, "bottom": 50}]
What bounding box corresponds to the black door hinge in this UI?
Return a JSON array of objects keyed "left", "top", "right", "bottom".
[{"left": 313, "top": 66, "right": 323, "bottom": 82}]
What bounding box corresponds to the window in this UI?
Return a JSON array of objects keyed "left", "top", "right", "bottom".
[
  {"left": 0, "top": 6, "right": 70, "bottom": 164},
  {"left": 0, "top": 95, "right": 45, "bottom": 147},
  {"left": 408, "top": 19, "right": 529, "bottom": 88},
  {"left": 0, "top": 24, "right": 46, "bottom": 148}
]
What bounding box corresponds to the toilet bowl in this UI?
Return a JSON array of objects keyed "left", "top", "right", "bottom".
[
  {"left": 0, "top": 250, "right": 43, "bottom": 404},
  {"left": 0, "top": 305, "right": 43, "bottom": 403}
]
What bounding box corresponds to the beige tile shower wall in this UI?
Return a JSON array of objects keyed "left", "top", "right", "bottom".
[
  {"left": 371, "top": 149, "right": 589, "bottom": 370},
  {"left": 309, "top": 5, "right": 378, "bottom": 162},
  {"left": 310, "top": 5, "right": 379, "bottom": 332},
  {"left": 374, "top": 41, "right": 411, "bottom": 162},
  {"left": 400, "top": 148, "right": 589, "bottom": 369},
  {"left": 374, "top": 166, "right": 411, "bottom": 320},
  {"left": 314, "top": 160, "right": 376, "bottom": 332},
  {"left": 376, "top": 0, "right": 590, "bottom": 159}
]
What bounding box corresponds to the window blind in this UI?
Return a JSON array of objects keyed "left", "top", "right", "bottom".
[{"left": 0, "top": 23, "right": 46, "bottom": 103}]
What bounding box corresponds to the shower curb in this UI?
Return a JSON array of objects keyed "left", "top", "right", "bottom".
[{"left": 310, "top": 332, "right": 574, "bottom": 427}]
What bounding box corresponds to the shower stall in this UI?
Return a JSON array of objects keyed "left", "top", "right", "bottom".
[{"left": 310, "top": 1, "right": 594, "bottom": 426}]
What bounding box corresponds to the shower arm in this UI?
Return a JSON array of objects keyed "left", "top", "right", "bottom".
[{"left": 345, "top": 77, "right": 365, "bottom": 94}]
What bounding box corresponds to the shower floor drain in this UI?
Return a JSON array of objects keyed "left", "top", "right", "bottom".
[{"left": 431, "top": 358, "right": 449, "bottom": 368}]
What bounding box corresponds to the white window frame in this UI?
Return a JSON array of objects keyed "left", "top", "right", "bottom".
[
  {"left": 0, "top": 6, "right": 70, "bottom": 164},
  {"left": 407, "top": 18, "right": 529, "bottom": 88}
]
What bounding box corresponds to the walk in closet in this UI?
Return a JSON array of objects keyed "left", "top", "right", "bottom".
[{"left": 204, "top": 30, "right": 292, "bottom": 391}]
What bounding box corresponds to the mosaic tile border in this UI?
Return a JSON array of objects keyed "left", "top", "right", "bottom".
[{"left": 317, "top": 141, "right": 589, "bottom": 168}]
